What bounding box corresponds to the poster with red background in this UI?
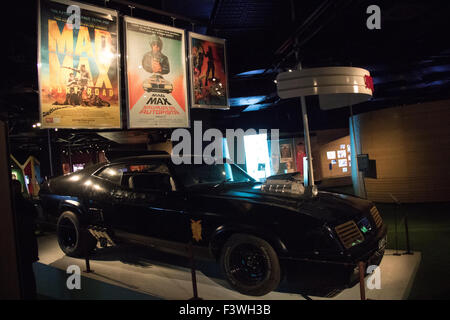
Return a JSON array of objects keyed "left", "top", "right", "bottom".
[{"left": 189, "top": 32, "right": 229, "bottom": 109}]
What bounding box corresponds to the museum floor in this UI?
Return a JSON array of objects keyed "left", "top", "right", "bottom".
[
  {"left": 34, "top": 233, "right": 421, "bottom": 300},
  {"left": 377, "top": 201, "right": 450, "bottom": 299}
]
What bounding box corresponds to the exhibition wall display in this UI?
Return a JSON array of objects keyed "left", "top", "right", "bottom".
[
  {"left": 188, "top": 32, "right": 229, "bottom": 109},
  {"left": 125, "top": 16, "right": 189, "bottom": 128},
  {"left": 38, "top": 0, "right": 122, "bottom": 129},
  {"left": 320, "top": 136, "right": 352, "bottom": 178}
]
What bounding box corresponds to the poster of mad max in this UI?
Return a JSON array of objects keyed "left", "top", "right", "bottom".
[
  {"left": 124, "top": 16, "right": 189, "bottom": 128},
  {"left": 38, "top": 0, "right": 121, "bottom": 129},
  {"left": 189, "top": 32, "right": 229, "bottom": 109}
]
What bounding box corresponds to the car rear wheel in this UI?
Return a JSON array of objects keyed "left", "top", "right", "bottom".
[
  {"left": 57, "top": 211, "right": 97, "bottom": 257},
  {"left": 220, "top": 234, "right": 281, "bottom": 296}
]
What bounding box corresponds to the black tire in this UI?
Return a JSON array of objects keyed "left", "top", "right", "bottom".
[
  {"left": 56, "top": 211, "right": 97, "bottom": 257},
  {"left": 220, "top": 234, "right": 281, "bottom": 296}
]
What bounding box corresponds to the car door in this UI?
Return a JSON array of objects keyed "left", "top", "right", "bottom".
[
  {"left": 112, "top": 161, "right": 188, "bottom": 243},
  {"left": 88, "top": 164, "right": 126, "bottom": 228}
]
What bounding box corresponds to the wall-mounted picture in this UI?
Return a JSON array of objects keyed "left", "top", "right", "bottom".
[
  {"left": 189, "top": 32, "right": 229, "bottom": 109},
  {"left": 338, "top": 159, "right": 348, "bottom": 167},
  {"left": 280, "top": 143, "right": 293, "bottom": 162},
  {"left": 38, "top": 0, "right": 121, "bottom": 129},
  {"left": 124, "top": 16, "right": 189, "bottom": 128},
  {"left": 331, "top": 160, "right": 337, "bottom": 165},
  {"left": 337, "top": 150, "right": 347, "bottom": 158},
  {"left": 327, "top": 151, "right": 336, "bottom": 160}
]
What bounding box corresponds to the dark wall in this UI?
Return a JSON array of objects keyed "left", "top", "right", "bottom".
[{"left": 0, "top": 120, "right": 21, "bottom": 299}]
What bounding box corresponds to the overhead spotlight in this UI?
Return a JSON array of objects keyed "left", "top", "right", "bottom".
[
  {"left": 273, "top": 80, "right": 278, "bottom": 84},
  {"left": 32, "top": 124, "right": 36, "bottom": 128},
  {"left": 54, "top": 128, "right": 58, "bottom": 132},
  {"left": 288, "top": 69, "right": 293, "bottom": 72},
  {"left": 36, "top": 122, "right": 41, "bottom": 127}
]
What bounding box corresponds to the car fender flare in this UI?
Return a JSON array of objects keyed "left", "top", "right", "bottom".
[
  {"left": 57, "top": 199, "right": 88, "bottom": 223},
  {"left": 209, "top": 224, "right": 289, "bottom": 259}
]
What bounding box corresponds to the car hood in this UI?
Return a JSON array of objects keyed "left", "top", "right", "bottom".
[{"left": 188, "top": 183, "right": 373, "bottom": 223}]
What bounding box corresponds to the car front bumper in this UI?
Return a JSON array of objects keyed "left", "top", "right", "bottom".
[{"left": 279, "top": 224, "right": 388, "bottom": 297}]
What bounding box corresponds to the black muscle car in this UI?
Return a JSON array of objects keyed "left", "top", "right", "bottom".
[
  {"left": 142, "top": 74, "right": 173, "bottom": 94},
  {"left": 39, "top": 153, "right": 387, "bottom": 297}
]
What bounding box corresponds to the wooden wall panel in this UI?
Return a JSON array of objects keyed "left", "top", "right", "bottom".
[{"left": 355, "top": 100, "right": 450, "bottom": 203}]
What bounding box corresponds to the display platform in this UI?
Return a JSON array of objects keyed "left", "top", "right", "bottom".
[{"left": 35, "top": 233, "right": 421, "bottom": 300}]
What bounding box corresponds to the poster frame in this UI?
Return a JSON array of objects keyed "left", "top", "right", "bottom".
[
  {"left": 123, "top": 15, "right": 190, "bottom": 129},
  {"left": 188, "top": 31, "right": 230, "bottom": 110},
  {"left": 37, "top": 0, "right": 122, "bottom": 129}
]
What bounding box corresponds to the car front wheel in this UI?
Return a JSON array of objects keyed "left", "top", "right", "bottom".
[{"left": 220, "top": 234, "right": 281, "bottom": 296}]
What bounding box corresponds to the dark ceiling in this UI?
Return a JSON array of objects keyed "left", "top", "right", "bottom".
[{"left": 2, "top": 0, "right": 450, "bottom": 153}]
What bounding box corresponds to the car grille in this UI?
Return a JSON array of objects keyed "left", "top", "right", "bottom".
[
  {"left": 370, "top": 206, "right": 383, "bottom": 229},
  {"left": 334, "top": 220, "right": 364, "bottom": 249}
]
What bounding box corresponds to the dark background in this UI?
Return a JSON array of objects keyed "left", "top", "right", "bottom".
[{"left": 1, "top": 0, "right": 450, "bottom": 175}]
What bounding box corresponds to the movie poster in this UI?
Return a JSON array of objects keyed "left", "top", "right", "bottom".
[
  {"left": 188, "top": 32, "right": 229, "bottom": 109},
  {"left": 124, "top": 17, "right": 189, "bottom": 128},
  {"left": 280, "top": 143, "right": 293, "bottom": 162},
  {"left": 38, "top": 0, "right": 121, "bottom": 129}
]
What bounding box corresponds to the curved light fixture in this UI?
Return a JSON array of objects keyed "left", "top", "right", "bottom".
[{"left": 276, "top": 66, "right": 374, "bottom": 110}]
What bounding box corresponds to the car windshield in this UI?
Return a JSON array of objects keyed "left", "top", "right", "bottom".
[{"left": 172, "top": 163, "right": 256, "bottom": 187}]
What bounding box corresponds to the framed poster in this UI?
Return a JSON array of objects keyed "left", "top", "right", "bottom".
[
  {"left": 280, "top": 143, "right": 293, "bottom": 163},
  {"left": 337, "top": 150, "right": 347, "bottom": 158},
  {"left": 188, "top": 32, "right": 229, "bottom": 109},
  {"left": 327, "top": 151, "right": 336, "bottom": 160},
  {"left": 38, "top": 0, "right": 121, "bottom": 129},
  {"left": 338, "top": 159, "right": 348, "bottom": 167},
  {"left": 124, "top": 16, "right": 189, "bottom": 128}
]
